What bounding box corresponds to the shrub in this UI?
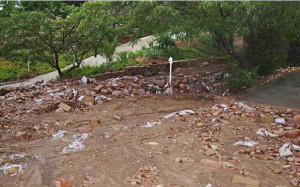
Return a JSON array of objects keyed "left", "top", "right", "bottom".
[
  {"left": 226, "top": 62, "right": 259, "bottom": 93},
  {"left": 61, "top": 66, "right": 104, "bottom": 79}
]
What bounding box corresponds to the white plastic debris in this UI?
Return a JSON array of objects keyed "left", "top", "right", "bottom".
[
  {"left": 275, "top": 117, "right": 286, "bottom": 125},
  {"left": 62, "top": 133, "right": 88, "bottom": 154},
  {"left": 47, "top": 88, "right": 60, "bottom": 93},
  {"left": 33, "top": 98, "right": 43, "bottom": 105},
  {"left": 205, "top": 184, "right": 213, "bottom": 187},
  {"left": 95, "top": 95, "right": 111, "bottom": 102},
  {"left": 52, "top": 130, "right": 68, "bottom": 140},
  {"left": 0, "top": 163, "right": 26, "bottom": 176},
  {"left": 213, "top": 104, "right": 228, "bottom": 111},
  {"left": 81, "top": 76, "right": 88, "bottom": 85},
  {"left": 146, "top": 142, "right": 159, "bottom": 145},
  {"left": 279, "top": 143, "right": 300, "bottom": 157},
  {"left": 256, "top": 128, "right": 278, "bottom": 137},
  {"left": 178, "top": 109, "right": 195, "bottom": 116},
  {"left": 238, "top": 102, "right": 255, "bottom": 111},
  {"left": 233, "top": 141, "right": 258, "bottom": 147},
  {"left": 163, "top": 109, "right": 194, "bottom": 119},
  {"left": 78, "top": 95, "right": 85, "bottom": 101},
  {"left": 141, "top": 121, "right": 161, "bottom": 128},
  {"left": 8, "top": 154, "right": 26, "bottom": 160},
  {"left": 163, "top": 112, "right": 178, "bottom": 119}
]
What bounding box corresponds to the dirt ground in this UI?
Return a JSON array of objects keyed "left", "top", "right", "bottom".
[{"left": 0, "top": 94, "right": 299, "bottom": 187}]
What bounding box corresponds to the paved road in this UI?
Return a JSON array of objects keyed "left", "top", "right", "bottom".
[
  {"left": 242, "top": 70, "right": 300, "bottom": 109},
  {"left": 0, "top": 36, "right": 154, "bottom": 89}
]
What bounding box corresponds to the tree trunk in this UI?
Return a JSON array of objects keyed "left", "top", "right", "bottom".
[{"left": 54, "top": 52, "right": 63, "bottom": 77}]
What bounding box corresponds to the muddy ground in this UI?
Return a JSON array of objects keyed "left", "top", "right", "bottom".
[{"left": 0, "top": 94, "right": 299, "bottom": 187}]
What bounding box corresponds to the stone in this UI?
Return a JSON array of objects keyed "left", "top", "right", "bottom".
[
  {"left": 200, "top": 159, "right": 224, "bottom": 169},
  {"left": 272, "top": 169, "right": 282, "bottom": 174},
  {"left": 77, "top": 125, "right": 92, "bottom": 133},
  {"left": 155, "top": 80, "right": 166, "bottom": 87},
  {"left": 175, "top": 157, "right": 182, "bottom": 163},
  {"left": 205, "top": 149, "right": 216, "bottom": 156},
  {"left": 275, "top": 117, "right": 286, "bottom": 125},
  {"left": 179, "top": 84, "right": 185, "bottom": 89},
  {"left": 55, "top": 179, "right": 72, "bottom": 187},
  {"left": 232, "top": 175, "right": 260, "bottom": 187},
  {"left": 258, "top": 116, "right": 274, "bottom": 124},
  {"left": 101, "top": 88, "right": 109, "bottom": 94},
  {"left": 83, "top": 96, "right": 94, "bottom": 105},
  {"left": 83, "top": 165, "right": 93, "bottom": 171},
  {"left": 182, "top": 157, "right": 194, "bottom": 163},
  {"left": 113, "top": 115, "right": 122, "bottom": 121},
  {"left": 55, "top": 108, "right": 64, "bottom": 113},
  {"left": 137, "top": 89, "right": 146, "bottom": 96},
  {"left": 58, "top": 102, "right": 72, "bottom": 112},
  {"left": 88, "top": 120, "right": 100, "bottom": 127},
  {"left": 292, "top": 114, "right": 300, "bottom": 121},
  {"left": 284, "top": 130, "right": 300, "bottom": 138},
  {"left": 258, "top": 145, "right": 268, "bottom": 153},
  {"left": 94, "top": 84, "right": 104, "bottom": 92},
  {"left": 112, "top": 90, "right": 124, "bottom": 98}
]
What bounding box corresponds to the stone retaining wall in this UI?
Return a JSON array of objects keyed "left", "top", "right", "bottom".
[{"left": 93, "top": 59, "right": 212, "bottom": 81}]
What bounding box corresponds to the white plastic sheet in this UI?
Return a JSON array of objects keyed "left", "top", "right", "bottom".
[
  {"left": 141, "top": 122, "right": 161, "bottom": 128},
  {"left": 52, "top": 130, "right": 68, "bottom": 140},
  {"left": 238, "top": 102, "right": 255, "bottom": 111},
  {"left": 279, "top": 143, "right": 300, "bottom": 157},
  {"left": 163, "top": 109, "right": 194, "bottom": 119},
  {"left": 62, "top": 133, "right": 88, "bottom": 154},
  {"left": 0, "top": 163, "right": 26, "bottom": 176},
  {"left": 256, "top": 128, "right": 278, "bottom": 137},
  {"left": 233, "top": 141, "right": 258, "bottom": 147}
]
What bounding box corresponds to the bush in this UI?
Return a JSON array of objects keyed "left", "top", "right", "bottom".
[
  {"left": 61, "top": 66, "right": 105, "bottom": 79},
  {"left": 226, "top": 62, "right": 259, "bottom": 93}
]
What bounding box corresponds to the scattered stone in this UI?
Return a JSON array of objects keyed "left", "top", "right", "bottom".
[
  {"left": 101, "top": 88, "right": 109, "bottom": 94},
  {"left": 77, "top": 125, "right": 92, "bottom": 133},
  {"left": 83, "top": 165, "right": 93, "bottom": 171},
  {"left": 231, "top": 175, "right": 260, "bottom": 187},
  {"left": 58, "top": 102, "right": 72, "bottom": 112},
  {"left": 200, "top": 159, "right": 224, "bottom": 169},
  {"left": 82, "top": 96, "right": 94, "bottom": 105},
  {"left": 94, "top": 84, "right": 104, "bottom": 92},
  {"left": 55, "top": 179, "right": 72, "bottom": 187},
  {"left": 7, "top": 166, "right": 18, "bottom": 175},
  {"left": 182, "top": 157, "right": 194, "bottom": 163},
  {"left": 272, "top": 169, "right": 282, "bottom": 174},
  {"left": 175, "top": 158, "right": 182, "bottom": 163},
  {"left": 112, "top": 90, "right": 124, "bottom": 98},
  {"left": 258, "top": 116, "right": 274, "bottom": 124},
  {"left": 205, "top": 149, "right": 216, "bottom": 156},
  {"left": 292, "top": 114, "right": 300, "bottom": 121},
  {"left": 113, "top": 115, "right": 122, "bottom": 121},
  {"left": 88, "top": 120, "right": 100, "bottom": 127},
  {"left": 55, "top": 108, "right": 65, "bottom": 113}
]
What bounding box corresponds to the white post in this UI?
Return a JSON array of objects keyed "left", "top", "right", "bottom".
[
  {"left": 27, "top": 61, "right": 30, "bottom": 72},
  {"left": 169, "top": 56, "right": 173, "bottom": 85}
]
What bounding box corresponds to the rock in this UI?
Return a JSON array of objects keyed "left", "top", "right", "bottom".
[
  {"left": 231, "top": 175, "right": 260, "bottom": 187},
  {"left": 113, "top": 115, "right": 122, "bottom": 121},
  {"left": 55, "top": 108, "right": 65, "bottom": 113},
  {"left": 200, "top": 159, "right": 224, "bottom": 169},
  {"left": 94, "top": 84, "right": 104, "bottom": 92},
  {"left": 112, "top": 90, "right": 124, "bottom": 98},
  {"left": 137, "top": 89, "right": 146, "bottom": 96},
  {"left": 55, "top": 179, "right": 72, "bottom": 187},
  {"left": 292, "top": 114, "right": 300, "bottom": 121},
  {"left": 58, "top": 102, "right": 72, "bottom": 112},
  {"left": 182, "top": 157, "right": 194, "bottom": 163},
  {"left": 88, "top": 120, "right": 100, "bottom": 127},
  {"left": 272, "top": 169, "right": 282, "bottom": 174},
  {"left": 101, "top": 88, "right": 109, "bottom": 94},
  {"left": 83, "top": 165, "right": 93, "bottom": 171},
  {"left": 83, "top": 96, "right": 94, "bottom": 105},
  {"left": 0, "top": 88, "right": 10, "bottom": 96},
  {"left": 258, "top": 145, "right": 268, "bottom": 153},
  {"left": 179, "top": 84, "right": 185, "bottom": 89},
  {"left": 175, "top": 157, "right": 182, "bottom": 163},
  {"left": 258, "top": 116, "right": 274, "bottom": 124},
  {"left": 275, "top": 117, "right": 286, "bottom": 125},
  {"left": 77, "top": 125, "right": 92, "bottom": 133},
  {"left": 205, "top": 149, "right": 216, "bottom": 156},
  {"left": 284, "top": 130, "right": 300, "bottom": 138},
  {"left": 155, "top": 80, "right": 166, "bottom": 87}
]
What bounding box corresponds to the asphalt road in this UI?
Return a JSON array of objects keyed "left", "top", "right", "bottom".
[{"left": 242, "top": 70, "right": 300, "bottom": 109}]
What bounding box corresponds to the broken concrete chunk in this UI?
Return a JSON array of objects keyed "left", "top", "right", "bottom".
[
  {"left": 94, "top": 84, "right": 104, "bottom": 92},
  {"left": 232, "top": 175, "right": 260, "bottom": 187},
  {"left": 88, "top": 120, "right": 100, "bottom": 127},
  {"left": 58, "top": 102, "right": 72, "bottom": 112}
]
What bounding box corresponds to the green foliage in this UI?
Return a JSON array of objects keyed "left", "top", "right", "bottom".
[
  {"left": 61, "top": 66, "right": 105, "bottom": 79},
  {"left": 226, "top": 62, "right": 260, "bottom": 93}
]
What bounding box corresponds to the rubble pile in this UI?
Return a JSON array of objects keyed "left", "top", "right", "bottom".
[{"left": 165, "top": 101, "right": 300, "bottom": 185}]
